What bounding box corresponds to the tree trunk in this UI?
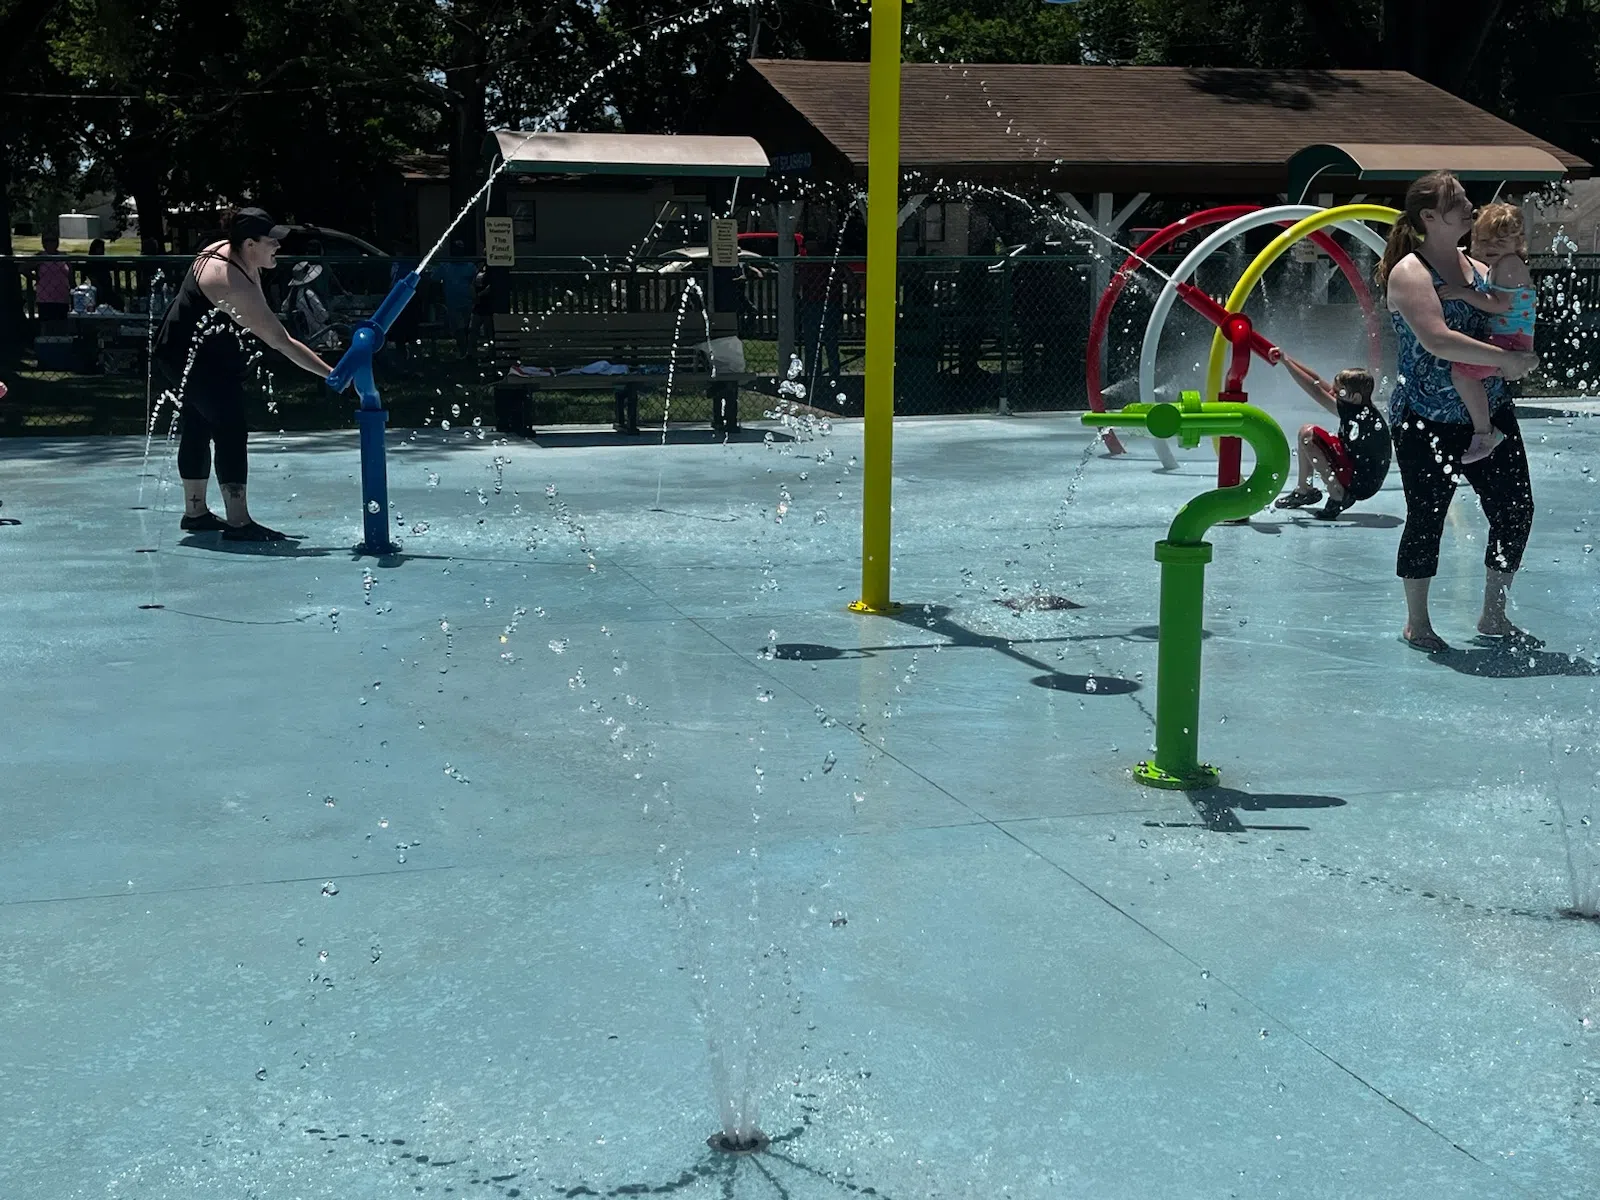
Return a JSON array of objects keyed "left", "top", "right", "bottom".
[
  {"left": 444, "top": 28, "right": 489, "bottom": 252},
  {"left": 132, "top": 178, "right": 168, "bottom": 252}
]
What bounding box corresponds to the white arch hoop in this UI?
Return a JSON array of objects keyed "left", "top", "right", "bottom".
[{"left": 1137, "top": 204, "right": 1390, "bottom": 416}]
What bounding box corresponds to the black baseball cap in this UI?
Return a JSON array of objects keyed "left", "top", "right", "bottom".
[{"left": 231, "top": 207, "right": 290, "bottom": 242}]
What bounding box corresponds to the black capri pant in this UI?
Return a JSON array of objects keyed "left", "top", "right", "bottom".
[
  {"left": 158, "top": 360, "right": 250, "bottom": 487},
  {"left": 1392, "top": 404, "right": 1533, "bottom": 579}
]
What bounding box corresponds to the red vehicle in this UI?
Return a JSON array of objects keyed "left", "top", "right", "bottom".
[{"left": 737, "top": 232, "right": 806, "bottom": 256}]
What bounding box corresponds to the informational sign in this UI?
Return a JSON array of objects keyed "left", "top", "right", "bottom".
[
  {"left": 772, "top": 151, "right": 813, "bottom": 175},
  {"left": 709, "top": 218, "right": 740, "bottom": 268},
  {"left": 1290, "top": 238, "right": 1322, "bottom": 264},
  {"left": 483, "top": 217, "right": 515, "bottom": 267}
]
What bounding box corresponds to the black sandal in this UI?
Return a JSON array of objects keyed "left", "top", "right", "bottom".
[
  {"left": 180, "top": 511, "right": 229, "bottom": 532},
  {"left": 1273, "top": 485, "right": 1321, "bottom": 510},
  {"left": 222, "top": 520, "right": 289, "bottom": 542},
  {"left": 1315, "top": 493, "right": 1353, "bottom": 520}
]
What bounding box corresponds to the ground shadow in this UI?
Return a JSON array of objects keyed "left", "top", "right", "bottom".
[
  {"left": 773, "top": 643, "right": 868, "bottom": 661},
  {"left": 1128, "top": 624, "right": 1212, "bottom": 642},
  {"left": 173, "top": 534, "right": 335, "bottom": 558},
  {"left": 1030, "top": 672, "right": 1140, "bottom": 695},
  {"left": 530, "top": 427, "right": 794, "bottom": 449},
  {"left": 768, "top": 604, "right": 1143, "bottom": 696},
  {"left": 1428, "top": 641, "right": 1600, "bottom": 679},
  {"left": 1143, "top": 786, "right": 1348, "bottom": 833},
  {"left": 1283, "top": 511, "right": 1405, "bottom": 530}
]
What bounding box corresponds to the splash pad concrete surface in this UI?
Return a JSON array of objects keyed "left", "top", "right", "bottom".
[{"left": 3, "top": 395, "right": 1600, "bottom": 1198}]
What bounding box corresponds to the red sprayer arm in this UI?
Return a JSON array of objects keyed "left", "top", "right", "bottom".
[{"left": 1175, "top": 283, "right": 1281, "bottom": 391}]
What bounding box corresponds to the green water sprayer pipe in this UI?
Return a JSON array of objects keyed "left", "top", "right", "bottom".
[{"left": 1082, "top": 398, "right": 1289, "bottom": 788}]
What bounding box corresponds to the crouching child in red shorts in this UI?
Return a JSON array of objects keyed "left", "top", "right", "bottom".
[{"left": 1272, "top": 358, "right": 1392, "bottom": 520}]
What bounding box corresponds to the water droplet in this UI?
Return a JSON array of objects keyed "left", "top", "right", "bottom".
[
  {"left": 321, "top": 881, "right": 339, "bottom": 897},
  {"left": 548, "top": 638, "right": 568, "bottom": 654},
  {"left": 366, "top": 500, "right": 380, "bottom": 514},
  {"left": 451, "top": 404, "right": 461, "bottom": 417},
  {"left": 441, "top": 420, "right": 451, "bottom": 431}
]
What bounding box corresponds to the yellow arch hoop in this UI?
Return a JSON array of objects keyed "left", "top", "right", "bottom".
[{"left": 1204, "top": 203, "right": 1400, "bottom": 403}]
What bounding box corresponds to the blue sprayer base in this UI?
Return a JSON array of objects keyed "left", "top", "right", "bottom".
[{"left": 355, "top": 406, "right": 397, "bottom": 556}]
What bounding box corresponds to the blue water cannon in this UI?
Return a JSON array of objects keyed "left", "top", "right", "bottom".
[{"left": 326, "top": 270, "right": 420, "bottom": 555}]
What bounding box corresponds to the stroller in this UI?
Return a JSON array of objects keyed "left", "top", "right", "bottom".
[{"left": 278, "top": 262, "right": 345, "bottom": 352}]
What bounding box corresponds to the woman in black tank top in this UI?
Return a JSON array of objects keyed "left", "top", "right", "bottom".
[{"left": 152, "top": 207, "right": 335, "bottom": 542}]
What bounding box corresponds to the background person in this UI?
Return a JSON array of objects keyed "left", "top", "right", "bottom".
[
  {"left": 152, "top": 207, "right": 334, "bottom": 541},
  {"left": 85, "top": 238, "right": 124, "bottom": 310},
  {"left": 33, "top": 232, "right": 71, "bottom": 323},
  {"left": 1377, "top": 172, "right": 1541, "bottom": 653}
]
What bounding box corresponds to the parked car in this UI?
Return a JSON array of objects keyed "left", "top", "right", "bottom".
[{"left": 654, "top": 246, "right": 768, "bottom": 275}]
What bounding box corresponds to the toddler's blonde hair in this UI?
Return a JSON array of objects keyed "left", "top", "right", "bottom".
[{"left": 1472, "top": 202, "right": 1528, "bottom": 259}]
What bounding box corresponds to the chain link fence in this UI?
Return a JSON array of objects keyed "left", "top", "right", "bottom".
[{"left": 4, "top": 252, "right": 1599, "bottom": 437}]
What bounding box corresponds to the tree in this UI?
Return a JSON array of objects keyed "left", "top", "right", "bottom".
[
  {"left": 905, "top": 0, "right": 1082, "bottom": 64},
  {"left": 1072, "top": 0, "right": 1599, "bottom": 172},
  {"left": 570, "top": 0, "right": 869, "bottom": 135},
  {"left": 1, "top": 0, "right": 77, "bottom": 355}
]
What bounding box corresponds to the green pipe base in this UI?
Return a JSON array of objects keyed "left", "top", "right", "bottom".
[{"left": 1134, "top": 759, "right": 1221, "bottom": 791}]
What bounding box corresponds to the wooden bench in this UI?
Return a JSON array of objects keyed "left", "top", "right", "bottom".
[{"left": 490, "top": 311, "right": 758, "bottom": 436}]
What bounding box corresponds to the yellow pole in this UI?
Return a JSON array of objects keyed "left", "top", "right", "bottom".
[{"left": 851, "top": 0, "right": 903, "bottom": 616}]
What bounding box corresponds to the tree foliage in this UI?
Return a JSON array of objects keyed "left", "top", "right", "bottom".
[{"left": 6, "top": 0, "right": 1600, "bottom": 255}]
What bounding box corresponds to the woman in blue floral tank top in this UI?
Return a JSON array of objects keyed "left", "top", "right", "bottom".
[{"left": 1378, "top": 172, "right": 1542, "bottom": 653}]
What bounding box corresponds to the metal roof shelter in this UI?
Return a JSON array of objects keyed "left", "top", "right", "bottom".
[
  {"left": 733, "top": 61, "right": 1589, "bottom": 193},
  {"left": 485, "top": 131, "right": 769, "bottom": 178},
  {"left": 727, "top": 60, "right": 1590, "bottom": 392},
  {"left": 1286, "top": 143, "right": 1569, "bottom": 203}
]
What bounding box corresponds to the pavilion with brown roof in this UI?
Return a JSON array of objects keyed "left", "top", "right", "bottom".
[
  {"left": 724, "top": 59, "right": 1590, "bottom": 384},
  {"left": 732, "top": 60, "right": 1588, "bottom": 198}
]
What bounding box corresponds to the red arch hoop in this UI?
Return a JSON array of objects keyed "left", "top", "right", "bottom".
[{"left": 1085, "top": 205, "right": 1382, "bottom": 455}]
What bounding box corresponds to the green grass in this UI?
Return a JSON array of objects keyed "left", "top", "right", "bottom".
[{"left": 11, "top": 236, "right": 146, "bottom": 256}]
